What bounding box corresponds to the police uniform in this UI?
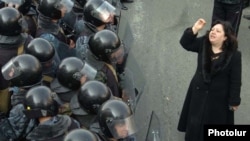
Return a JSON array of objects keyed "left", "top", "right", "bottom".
[
  {"left": 0, "top": 33, "right": 32, "bottom": 114},
  {"left": 74, "top": 20, "right": 117, "bottom": 61},
  {"left": 85, "top": 50, "right": 121, "bottom": 98},
  {"left": 74, "top": 0, "right": 118, "bottom": 61},
  {"left": 25, "top": 115, "right": 80, "bottom": 141},
  {"left": 0, "top": 89, "right": 37, "bottom": 140},
  {"left": 35, "top": 0, "right": 77, "bottom": 60},
  {"left": 36, "top": 14, "right": 76, "bottom": 60},
  {"left": 0, "top": 54, "right": 43, "bottom": 140},
  {"left": 22, "top": 85, "right": 80, "bottom": 141}
]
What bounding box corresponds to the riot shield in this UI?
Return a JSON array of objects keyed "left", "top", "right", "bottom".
[
  {"left": 110, "top": 2, "right": 145, "bottom": 111},
  {"left": 119, "top": 67, "right": 137, "bottom": 113},
  {"left": 146, "top": 111, "right": 161, "bottom": 141},
  {"left": 119, "top": 51, "right": 146, "bottom": 113},
  {"left": 125, "top": 52, "right": 146, "bottom": 104},
  {"left": 117, "top": 15, "right": 134, "bottom": 52}
]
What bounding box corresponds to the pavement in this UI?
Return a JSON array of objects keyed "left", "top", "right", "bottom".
[{"left": 120, "top": 0, "right": 250, "bottom": 140}]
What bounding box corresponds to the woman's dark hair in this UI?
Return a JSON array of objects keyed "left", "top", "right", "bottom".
[{"left": 205, "top": 20, "right": 238, "bottom": 51}]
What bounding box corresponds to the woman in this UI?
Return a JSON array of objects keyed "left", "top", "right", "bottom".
[{"left": 177, "top": 18, "right": 242, "bottom": 141}]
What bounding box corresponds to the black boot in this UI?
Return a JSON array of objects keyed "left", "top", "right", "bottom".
[{"left": 120, "top": 1, "right": 128, "bottom": 10}]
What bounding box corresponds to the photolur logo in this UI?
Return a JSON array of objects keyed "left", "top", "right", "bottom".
[{"left": 208, "top": 129, "right": 247, "bottom": 136}]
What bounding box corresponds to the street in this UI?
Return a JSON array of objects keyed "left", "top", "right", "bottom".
[{"left": 120, "top": 0, "right": 250, "bottom": 140}]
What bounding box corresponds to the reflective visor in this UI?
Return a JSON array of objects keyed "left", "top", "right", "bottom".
[
  {"left": 18, "top": 15, "right": 28, "bottom": 32},
  {"left": 59, "top": 0, "right": 74, "bottom": 13},
  {"left": 81, "top": 62, "right": 97, "bottom": 80},
  {"left": 107, "top": 115, "right": 137, "bottom": 139},
  {"left": 2, "top": 0, "right": 24, "bottom": 5},
  {"left": 1, "top": 59, "right": 21, "bottom": 80},
  {"left": 72, "top": 62, "right": 97, "bottom": 81},
  {"left": 94, "top": 1, "right": 116, "bottom": 22},
  {"left": 109, "top": 45, "right": 125, "bottom": 64}
]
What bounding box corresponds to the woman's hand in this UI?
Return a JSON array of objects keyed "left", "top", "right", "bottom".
[
  {"left": 229, "top": 105, "right": 239, "bottom": 111},
  {"left": 192, "top": 18, "right": 206, "bottom": 34}
]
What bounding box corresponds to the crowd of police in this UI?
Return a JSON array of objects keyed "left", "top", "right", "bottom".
[{"left": 0, "top": 0, "right": 137, "bottom": 140}]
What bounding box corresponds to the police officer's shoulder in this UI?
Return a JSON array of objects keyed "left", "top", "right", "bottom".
[
  {"left": 39, "top": 33, "right": 56, "bottom": 41},
  {"left": 74, "top": 20, "right": 89, "bottom": 36}
]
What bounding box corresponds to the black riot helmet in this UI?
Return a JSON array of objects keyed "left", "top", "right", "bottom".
[
  {"left": 98, "top": 99, "right": 137, "bottom": 139},
  {"left": 38, "top": 0, "right": 74, "bottom": 19},
  {"left": 0, "top": 7, "right": 23, "bottom": 36},
  {"left": 84, "top": 0, "right": 115, "bottom": 27},
  {"left": 25, "top": 38, "right": 55, "bottom": 63},
  {"left": 64, "top": 129, "right": 99, "bottom": 141},
  {"left": 78, "top": 80, "right": 111, "bottom": 114},
  {"left": 57, "top": 57, "right": 97, "bottom": 90},
  {"left": 1, "top": 54, "right": 42, "bottom": 88},
  {"left": 89, "top": 29, "right": 124, "bottom": 63},
  {"left": 23, "top": 86, "right": 59, "bottom": 118},
  {"left": 2, "top": 0, "right": 32, "bottom": 14}
]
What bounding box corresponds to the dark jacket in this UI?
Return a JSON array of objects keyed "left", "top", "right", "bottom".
[
  {"left": 0, "top": 89, "right": 37, "bottom": 141},
  {"left": 26, "top": 115, "right": 80, "bottom": 141},
  {"left": 36, "top": 15, "right": 76, "bottom": 60},
  {"left": 0, "top": 34, "right": 32, "bottom": 89},
  {"left": 85, "top": 51, "right": 121, "bottom": 98},
  {"left": 177, "top": 28, "right": 242, "bottom": 141}
]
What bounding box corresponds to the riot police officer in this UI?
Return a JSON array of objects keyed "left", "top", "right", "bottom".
[
  {"left": 0, "top": 54, "right": 42, "bottom": 141},
  {"left": 70, "top": 80, "right": 112, "bottom": 128},
  {"left": 86, "top": 29, "right": 125, "bottom": 98},
  {"left": 64, "top": 128, "right": 100, "bottom": 141},
  {"left": 92, "top": 99, "right": 137, "bottom": 141},
  {"left": 25, "top": 38, "right": 61, "bottom": 86},
  {"left": 1, "top": 0, "right": 38, "bottom": 37},
  {"left": 36, "top": 0, "right": 76, "bottom": 60},
  {"left": 74, "top": 0, "right": 117, "bottom": 60},
  {"left": 0, "top": 7, "right": 33, "bottom": 115},
  {"left": 23, "top": 85, "right": 80, "bottom": 141},
  {"left": 57, "top": 57, "right": 106, "bottom": 91},
  {"left": 56, "top": 57, "right": 106, "bottom": 115},
  {"left": 59, "top": 0, "right": 86, "bottom": 40}
]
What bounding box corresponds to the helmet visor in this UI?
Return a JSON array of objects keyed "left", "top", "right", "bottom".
[
  {"left": 107, "top": 115, "right": 137, "bottom": 139},
  {"left": 1, "top": 59, "right": 21, "bottom": 80},
  {"left": 93, "top": 1, "right": 116, "bottom": 23},
  {"left": 2, "top": 0, "right": 24, "bottom": 5},
  {"left": 81, "top": 62, "right": 97, "bottom": 80},
  {"left": 59, "top": 0, "right": 74, "bottom": 13},
  {"left": 18, "top": 15, "right": 28, "bottom": 33},
  {"left": 73, "top": 62, "right": 97, "bottom": 81},
  {"left": 109, "top": 45, "right": 125, "bottom": 64}
]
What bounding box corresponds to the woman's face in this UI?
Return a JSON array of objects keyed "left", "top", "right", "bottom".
[{"left": 209, "top": 24, "right": 227, "bottom": 46}]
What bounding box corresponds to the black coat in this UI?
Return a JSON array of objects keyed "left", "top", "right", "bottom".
[{"left": 177, "top": 28, "right": 242, "bottom": 141}]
